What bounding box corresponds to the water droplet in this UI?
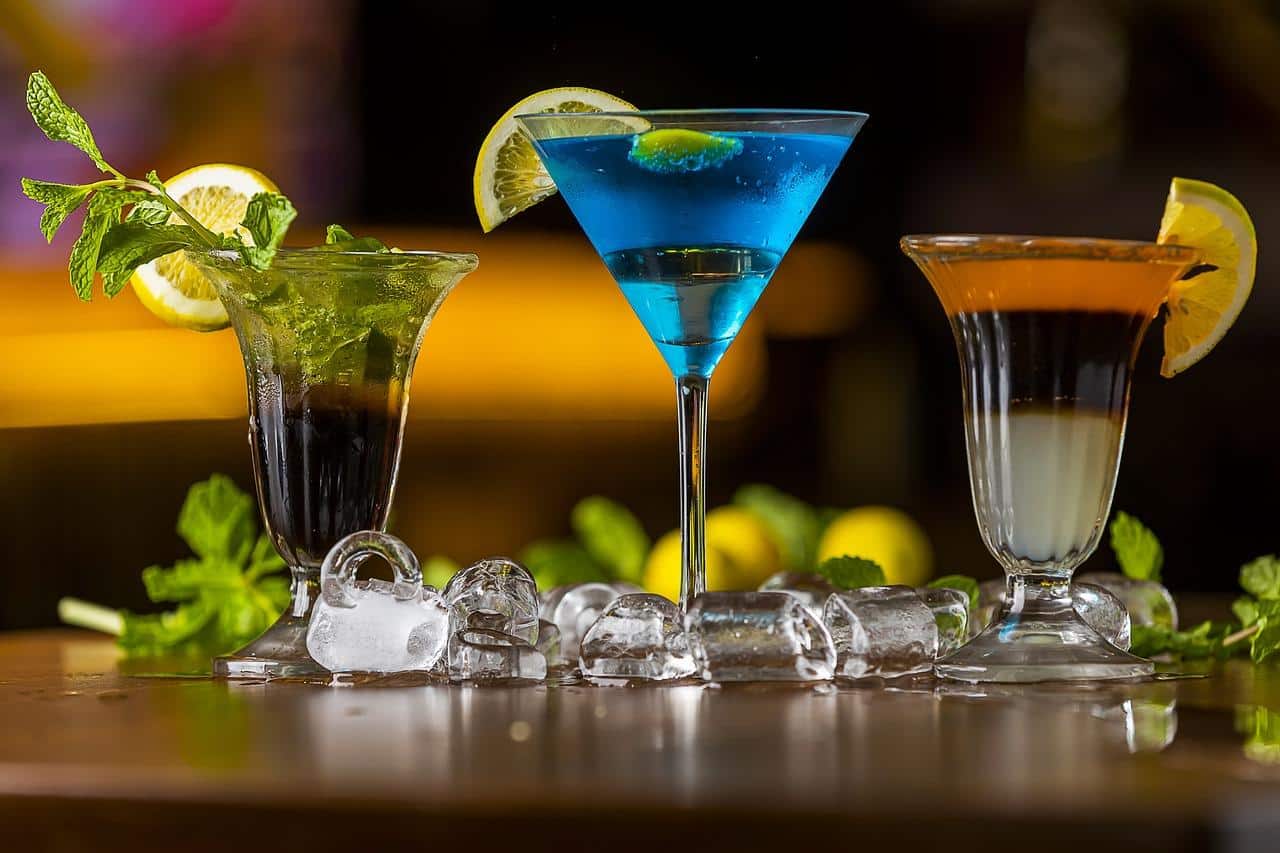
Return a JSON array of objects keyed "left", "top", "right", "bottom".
[{"left": 509, "top": 720, "right": 532, "bottom": 742}]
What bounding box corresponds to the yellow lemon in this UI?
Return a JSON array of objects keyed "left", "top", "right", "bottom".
[
  {"left": 817, "top": 506, "right": 933, "bottom": 587},
  {"left": 642, "top": 529, "right": 735, "bottom": 602},
  {"left": 641, "top": 508, "right": 782, "bottom": 599}
]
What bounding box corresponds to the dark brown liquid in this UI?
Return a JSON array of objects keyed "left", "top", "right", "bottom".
[{"left": 250, "top": 381, "right": 405, "bottom": 568}]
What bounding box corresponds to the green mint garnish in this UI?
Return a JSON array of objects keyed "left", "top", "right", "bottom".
[
  {"left": 571, "top": 496, "right": 650, "bottom": 585},
  {"left": 928, "top": 574, "right": 980, "bottom": 609},
  {"left": 519, "top": 540, "right": 610, "bottom": 590},
  {"left": 320, "top": 223, "right": 392, "bottom": 253},
  {"left": 1109, "top": 511, "right": 1164, "bottom": 582},
  {"left": 57, "top": 475, "right": 287, "bottom": 660},
  {"left": 1240, "top": 555, "right": 1280, "bottom": 600},
  {"left": 19, "top": 71, "right": 296, "bottom": 299},
  {"left": 628, "top": 129, "right": 743, "bottom": 174},
  {"left": 818, "top": 555, "right": 886, "bottom": 590}
]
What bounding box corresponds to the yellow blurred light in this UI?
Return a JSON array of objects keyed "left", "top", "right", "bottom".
[{"left": 0, "top": 229, "right": 859, "bottom": 429}]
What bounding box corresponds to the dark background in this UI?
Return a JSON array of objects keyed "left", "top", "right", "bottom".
[{"left": 1, "top": 0, "right": 1276, "bottom": 628}]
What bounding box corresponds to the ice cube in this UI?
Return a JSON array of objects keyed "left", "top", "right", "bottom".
[
  {"left": 578, "top": 593, "right": 696, "bottom": 682},
  {"left": 535, "top": 619, "right": 562, "bottom": 664},
  {"left": 823, "top": 586, "right": 937, "bottom": 680},
  {"left": 305, "top": 531, "right": 450, "bottom": 674},
  {"left": 443, "top": 557, "right": 540, "bottom": 644},
  {"left": 972, "top": 578, "right": 1133, "bottom": 649},
  {"left": 448, "top": 628, "right": 547, "bottom": 682},
  {"left": 916, "top": 587, "right": 969, "bottom": 657},
  {"left": 759, "top": 571, "right": 839, "bottom": 621},
  {"left": 1075, "top": 571, "right": 1178, "bottom": 629},
  {"left": 539, "top": 582, "right": 640, "bottom": 661},
  {"left": 685, "top": 591, "right": 835, "bottom": 682}
]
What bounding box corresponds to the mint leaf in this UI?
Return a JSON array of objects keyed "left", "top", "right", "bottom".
[
  {"left": 245, "top": 534, "right": 284, "bottom": 581},
  {"left": 1130, "top": 621, "right": 1230, "bottom": 660},
  {"left": 928, "top": 574, "right": 980, "bottom": 609},
  {"left": 96, "top": 221, "right": 200, "bottom": 296},
  {"left": 176, "top": 474, "right": 256, "bottom": 565},
  {"left": 20, "top": 178, "right": 92, "bottom": 242},
  {"left": 1109, "top": 511, "right": 1163, "bottom": 582},
  {"left": 1234, "top": 596, "right": 1260, "bottom": 628},
  {"left": 321, "top": 224, "right": 390, "bottom": 252},
  {"left": 237, "top": 192, "right": 296, "bottom": 270},
  {"left": 818, "top": 555, "right": 886, "bottom": 590},
  {"left": 68, "top": 211, "right": 111, "bottom": 300},
  {"left": 1252, "top": 614, "right": 1280, "bottom": 664},
  {"left": 423, "top": 555, "right": 459, "bottom": 590},
  {"left": 127, "top": 197, "right": 170, "bottom": 226},
  {"left": 87, "top": 186, "right": 152, "bottom": 218},
  {"left": 520, "top": 540, "right": 608, "bottom": 590},
  {"left": 1241, "top": 555, "right": 1280, "bottom": 600},
  {"left": 571, "top": 496, "right": 650, "bottom": 583},
  {"left": 733, "top": 484, "right": 821, "bottom": 570},
  {"left": 25, "top": 71, "right": 109, "bottom": 172}
]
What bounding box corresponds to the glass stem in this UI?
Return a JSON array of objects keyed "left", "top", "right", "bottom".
[
  {"left": 676, "top": 374, "right": 709, "bottom": 610},
  {"left": 1004, "top": 572, "right": 1073, "bottom": 624}
]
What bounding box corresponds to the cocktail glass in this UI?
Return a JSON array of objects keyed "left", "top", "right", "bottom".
[
  {"left": 189, "top": 248, "right": 478, "bottom": 677},
  {"left": 517, "top": 110, "right": 866, "bottom": 608},
  {"left": 900, "top": 235, "right": 1198, "bottom": 682}
]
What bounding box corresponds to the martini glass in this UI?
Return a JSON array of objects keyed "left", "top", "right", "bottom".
[
  {"left": 189, "top": 248, "right": 478, "bottom": 677},
  {"left": 901, "top": 235, "right": 1198, "bottom": 682},
  {"left": 518, "top": 110, "right": 866, "bottom": 608}
]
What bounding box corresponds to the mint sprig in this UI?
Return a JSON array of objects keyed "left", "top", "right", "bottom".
[
  {"left": 57, "top": 475, "right": 288, "bottom": 661},
  {"left": 20, "top": 71, "right": 296, "bottom": 299},
  {"left": 928, "top": 574, "right": 980, "bottom": 609},
  {"left": 818, "top": 555, "right": 886, "bottom": 589},
  {"left": 1109, "top": 511, "right": 1163, "bottom": 582}
]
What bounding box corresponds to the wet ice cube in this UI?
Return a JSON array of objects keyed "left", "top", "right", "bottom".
[
  {"left": 539, "top": 582, "right": 639, "bottom": 661},
  {"left": 448, "top": 628, "right": 547, "bottom": 682},
  {"left": 916, "top": 587, "right": 969, "bottom": 657},
  {"left": 307, "top": 581, "right": 450, "bottom": 674},
  {"left": 535, "top": 619, "right": 562, "bottom": 664},
  {"left": 1075, "top": 571, "right": 1178, "bottom": 630},
  {"left": 973, "top": 578, "right": 1133, "bottom": 649},
  {"left": 759, "top": 571, "right": 839, "bottom": 621},
  {"left": 823, "top": 586, "right": 937, "bottom": 680},
  {"left": 685, "top": 591, "right": 835, "bottom": 682},
  {"left": 578, "top": 593, "right": 696, "bottom": 682},
  {"left": 443, "top": 557, "right": 540, "bottom": 644}
]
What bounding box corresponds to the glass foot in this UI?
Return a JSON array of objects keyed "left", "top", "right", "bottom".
[
  {"left": 936, "top": 584, "right": 1154, "bottom": 683},
  {"left": 213, "top": 572, "right": 324, "bottom": 678}
]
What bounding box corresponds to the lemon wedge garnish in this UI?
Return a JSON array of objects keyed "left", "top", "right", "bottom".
[
  {"left": 130, "top": 163, "right": 278, "bottom": 331},
  {"left": 1157, "top": 177, "right": 1256, "bottom": 377},
  {"left": 473, "top": 88, "right": 641, "bottom": 232}
]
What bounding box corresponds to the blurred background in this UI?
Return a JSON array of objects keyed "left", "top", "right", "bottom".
[{"left": 1, "top": 0, "right": 1276, "bottom": 628}]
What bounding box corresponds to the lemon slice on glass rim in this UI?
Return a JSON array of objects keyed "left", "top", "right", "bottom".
[
  {"left": 1156, "top": 177, "right": 1257, "bottom": 377},
  {"left": 130, "top": 163, "right": 279, "bottom": 332},
  {"left": 473, "top": 87, "right": 645, "bottom": 232}
]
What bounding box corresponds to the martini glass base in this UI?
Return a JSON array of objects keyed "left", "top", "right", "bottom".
[
  {"left": 212, "top": 571, "right": 324, "bottom": 679},
  {"left": 935, "top": 599, "right": 1154, "bottom": 684}
]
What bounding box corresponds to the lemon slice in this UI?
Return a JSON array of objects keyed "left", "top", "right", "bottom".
[
  {"left": 130, "top": 164, "right": 278, "bottom": 331},
  {"left": 1157, "top": 177, "right": 1256, "bottom": 377},
  {"left": 473, "top": 88, "right": 643, "bottom": 232}
]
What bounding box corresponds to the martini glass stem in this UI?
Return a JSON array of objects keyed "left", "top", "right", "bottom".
[{"left": 677, "top": 374, "right": 709, "bottom": 610}]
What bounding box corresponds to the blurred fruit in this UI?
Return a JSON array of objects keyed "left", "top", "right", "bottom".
[
  {"left": 816, "top": 506, "right": 933, "bottom": 587},
  {"left": 642, "top": 507, "right": 781, "bottom": 599}
]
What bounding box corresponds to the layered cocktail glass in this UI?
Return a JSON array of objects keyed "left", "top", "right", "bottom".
[
  {"left": 901, "top": 235, "right": 1198, "bottom": 682},
  {"left": 517, "top": 110, "right": 866, "bottom": 608},
  {"left": 189, "top": 248, "right": 478, "bottom": 677}
]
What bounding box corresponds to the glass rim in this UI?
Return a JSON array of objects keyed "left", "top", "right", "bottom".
[
  {"left": 515, "top": 108, "right": 869, "bottom": 121},
  {"left": 188, "top": 246, "right": 480, "bottom": 272},
  {"left": 900, "top": 234, "right": 1200, "bottom": 263}
]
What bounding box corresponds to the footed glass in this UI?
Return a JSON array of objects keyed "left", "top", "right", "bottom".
[
  {"left": 901, "top": 235, "right": 1197, "bottom": 682},
  {"left": 190, "top": 248, "right": 478, "bottom": 677},
  {"left": 518, "top": 110, "right": 865, "bottom": 608}
]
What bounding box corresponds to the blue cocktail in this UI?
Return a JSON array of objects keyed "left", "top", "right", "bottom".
[{"left": 518, "top": 111, "right": 866, "bottom": 607}]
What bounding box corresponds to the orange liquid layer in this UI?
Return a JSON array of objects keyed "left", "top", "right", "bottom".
[{"left": 909, "top": 256, "right": 1196, "bottom": 317}]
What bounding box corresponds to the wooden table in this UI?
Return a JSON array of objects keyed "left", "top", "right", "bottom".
[{"left": 3, "top": 629, "right": 1280, "bottom": 851}]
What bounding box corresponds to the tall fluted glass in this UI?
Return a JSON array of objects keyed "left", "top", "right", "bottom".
[
  {"left": 189, "top": 248, "right": 478, "bottom": 677},
  {"left": 901, "top": 235, "right": 1197, "bottom": 682}
]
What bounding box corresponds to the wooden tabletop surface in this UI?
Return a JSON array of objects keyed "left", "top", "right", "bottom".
[{"left": 3, "top": 629, "right": 1280, "bottom": 852}]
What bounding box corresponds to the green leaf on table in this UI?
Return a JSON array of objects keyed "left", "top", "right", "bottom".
[
  {"left": 25, "top": 71, "right": 110, "bottom": 172},
  {"left": 422, "top": 555, "right": 460, "bottom": 590},
  {"left": 733, "top": 484, "right": 822, "bottom": 570},
  {"left": 237, "top": 193, "right": 297, "bottom": 270},
  {"left": 20, "top": 178, "right": 92, "bottom": 242},
  {"left": 1241, "top": 555, "right": 1280, "bottom": 600},
  {"left": 928, "top": 574, "right": 980, "bottom": 609},
  {"left": 520, "top": 540, "right": 609, "bottom": 591},
  {"left": 817, "top": 555, "right": 886, "bottom": 590},
  {"left": 176, "top": 474, "right": 257, "bottom": 565},
  {"left": 1234, "top": 595, "right": 1261, "bottom": 628},
  {"left": 1130, "top": 620, "right": 1228, "bottom": 660},
  {"left": 571, "top": 496, "right": 649, "bottom": 584},
  {"left": 1109, "top": 511, "right": 1163, "bottom": 582}
]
